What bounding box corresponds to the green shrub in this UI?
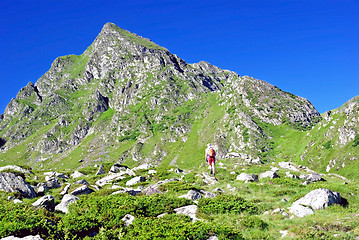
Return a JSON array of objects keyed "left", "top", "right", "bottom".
[
  {"left": 158, "top": 181, "right": 201, "bottom": 193},
  {"left": 198, "top": 195, "right": 258, "bottom": 215},
  {"left": 124, "top": 216, "right": 243, "bottom": 240},
  {"left": 58, "top": 194, "right": 192, "bottom": 239},
  {"left": 0, "top": 199, "right": 59, "bottom": 239}
]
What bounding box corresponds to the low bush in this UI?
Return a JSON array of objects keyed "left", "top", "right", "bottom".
[
  {"left": 58, "top": 193, "right": 192, "bottom": 239},
  {"left": 124, "top": 215, "right": 243, "bottom": 240},
  {"left": 198, "top": 194, "right": 258, "bottom": 215}
]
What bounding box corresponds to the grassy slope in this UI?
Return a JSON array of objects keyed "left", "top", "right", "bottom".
[{"left": 0, "top": 156, "right": 358, "bottom": 239}]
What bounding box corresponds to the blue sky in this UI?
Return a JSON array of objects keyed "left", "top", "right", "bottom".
[{"left": 0, "top": 0, "right": 358, "bottom": 114}]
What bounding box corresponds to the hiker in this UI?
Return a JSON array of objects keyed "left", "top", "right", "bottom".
[{"left": 205, "top": 144, "right": 216, "bottom": 176}]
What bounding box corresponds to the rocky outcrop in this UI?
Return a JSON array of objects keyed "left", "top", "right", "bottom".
[{"left": 0, "top": 172, "right": 36, "bottom": 198}]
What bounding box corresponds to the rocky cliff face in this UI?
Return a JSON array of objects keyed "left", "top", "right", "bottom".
[{"left": 0, "top": 23, "right": 325, "bottom": 170}]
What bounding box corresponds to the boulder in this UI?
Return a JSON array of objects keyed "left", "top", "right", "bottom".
[
  {"left": 32, "top": 195, "right": 55, "bottom": 211},
  {"left": 259, "top": 171, "right": 279, "bottom": 179},
  {"left": 95, "top": 173, "right": 127, "bottom": 187},
  {"left": 55, "top": 194, "right": 79, "bottom": 213},
  {"left": 1, "top": 235, "right": 43, "bottom": 240},
  {"left": 126, "top": 176, "right": 146, "bottom": 186},
  {"left": 143, "top": 184, "right": 162, "bottom": 195},
  {"left": 285, "top": 171, "right": 299, "bottom": 179},
  {"left": 236, "top": 173, "right": 258, "bottom": 182},
  {"left": 95, "top": 164, "right": 105, "bottom": 175},
  {"left": 122, "top": 214, "right": 135, "bottom": 227},
  {"left": 289, "top": 188, "right": 344, "bottom": 217},
  {"left": 112, "top": 187, "right": 142, "bottom": 196},
  {"left": 278, "top": 162, "right": 299, "bottom": 172},
  {"left": 109, "top": 164, "right": 132, "bottom": 174},
  {"left": 174, "top": 205, "right": 199, "bottom": 222},
  {"left": 0, "top": 172, "right": 36, "bottom": 198},
  {"left": 71, "top": 185, "right": 93, "bottom": 196},
  {"left": 132, "top": 163, "right": 153, "bottom": 171},
  {"left": 36, "top": 184, "right": 49, "bottom": 195},
  {"left": 13, "top": 199, "right": 23, "bottom": 204},
  {"left": 299, "top": 173, "right": 323, "bottom": 183},
  {"left": 148, "top": 169, "right": 157, "bottom": 175},
  {"left": 71, "top": 170, "right": 84, "bottom": 179},
  {"left": 0, "top": 165, "right": 32, "bottom": 174},
  {"left": 73, "top": 179, "right": 89, "bottom": 185},
  {"left": 179, "top": 190, "right": 202, "bottom": 201},
  {"left": 60, "top": 184, "right": 71, "bottom": 195},
  {"left": 45, "top": 177, "right": 61, "bottom": 189}
]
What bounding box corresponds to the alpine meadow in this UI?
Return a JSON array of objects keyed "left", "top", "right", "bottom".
[{"left": 0, "top": 23, "right": 358, "bottom": 239}]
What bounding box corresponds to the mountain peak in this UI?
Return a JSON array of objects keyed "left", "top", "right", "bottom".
[{"left": 97, "top": 22, "right": 167, "bottom": 51}]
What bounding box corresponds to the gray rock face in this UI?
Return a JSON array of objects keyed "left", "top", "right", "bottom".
[
  {"left": 55, "top": 194, "right": 79, "bottom": 213},
  {"left": 32, "top": 195, "right": 55, "bottom": 211},
  {"left": 236, "top": 173, "right": 258, "bottom": 182},
  {"left": 0, "top": 172, "right": 36, "bottom": 198},
  {"left": 289, "top": 188, "right": 343, "bottom": 217}
]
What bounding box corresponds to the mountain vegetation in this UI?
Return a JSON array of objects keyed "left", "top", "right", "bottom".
[{"left": 0, "top": 22, "right": 358, "bottom": 239}]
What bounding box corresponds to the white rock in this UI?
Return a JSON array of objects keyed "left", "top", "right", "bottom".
[
  {"left": 71, "top": 170, "right": 84, "bottom": 179},
  {"left": 122, "top": 214, "right": 135, "bottom": 227},
  {"left": 236, "top": 173, "right": 258, "bottom": 182},
  {"left": 132, "top": 163, "right": 152, "bottom": 171},
  {"left": 126, "top": 176, "right": 146, "bottom": 186},
  {"left": 1, "top": 235, "right": 43, "bottom": 240},
  {"left": 289, "top": 188, "right": 343, "bottom": 217},
  {"left": 55, "top": 194, "right": 79, "bottom": 213},
  {"left": 174, "top": 205, "right": 200, "bottom": 222}
]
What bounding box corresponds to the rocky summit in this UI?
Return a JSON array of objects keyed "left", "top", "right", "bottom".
[{"left": 0, "top": 22, "right": 358, "bottom": 239}]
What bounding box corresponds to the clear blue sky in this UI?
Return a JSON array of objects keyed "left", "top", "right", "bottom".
[{"left": 1, "top": 0, "right": 358, "bottom": 114}]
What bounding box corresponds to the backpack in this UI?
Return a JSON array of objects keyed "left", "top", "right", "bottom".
[{"left": 208, "top": 148, "right": 215, "bottom": 157}]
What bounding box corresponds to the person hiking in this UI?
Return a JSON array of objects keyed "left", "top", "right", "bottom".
[{"left": 205, "top": 144, "right": 216, "bottom": 176}]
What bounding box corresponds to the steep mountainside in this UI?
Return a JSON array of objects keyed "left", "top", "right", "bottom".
[{"left": 1, "top": 23, "right": 355, "bottom": 179}]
